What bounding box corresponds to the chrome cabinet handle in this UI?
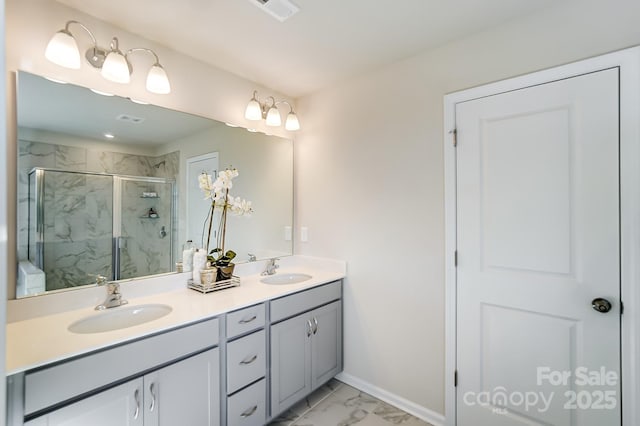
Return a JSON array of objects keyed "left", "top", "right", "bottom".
[
  {"left": 133, "top": 389, "right": 140, "bottom": 419},
  {"left": 240, "top": 405, "right": 258, "bottom": 418},
  {"left": 306, "top": 319, "right": 313, "bottom": 337},
  {"left": 240, "top": 354, "right": 258, "bottom": 365},
  {"left": 239, "top": 315, "right": 257, "bottom": 324},
  {"left": 149, "top": 382, "right": 157, "bottom": 412},
  {"left": 312, "top": 317, "right": 318, "bottom": 335}
]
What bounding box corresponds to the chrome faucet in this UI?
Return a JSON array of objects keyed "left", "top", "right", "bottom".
[
  {"left": 261, "top": 258, "right": 280, "bottom": 276},
  {"left": 248, "top": 253, "right": 257, "bottom": 262},
  {"left": 94, "top": 275, "right": 128, "bottom": 310}
]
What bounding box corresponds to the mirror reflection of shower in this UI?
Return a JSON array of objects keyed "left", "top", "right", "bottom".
[{"left": 25, "top": 168, "right": 176, "bottom": 295}]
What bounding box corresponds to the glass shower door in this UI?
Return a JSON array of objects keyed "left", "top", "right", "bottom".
[
  {"left": 116, "top": 177, "right": 174, "bottom": 280},
  {"left": 34, "top": 170, "right": 114, "bottom": 291}
]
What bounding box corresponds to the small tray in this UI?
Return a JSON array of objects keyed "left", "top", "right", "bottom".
[{"left": 188, "top": 276, "right": 240, "bottom": 293}]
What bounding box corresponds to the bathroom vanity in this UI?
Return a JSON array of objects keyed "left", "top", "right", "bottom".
[{"left": 5, "top": 257, "right": 345, "bottom": 426}]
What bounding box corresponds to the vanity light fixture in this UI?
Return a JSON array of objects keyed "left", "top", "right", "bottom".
[
  {"left": 244, "top": 90, "right": 301, "bottom": 131},
  {"left": 45, "top": 20, "right": 171, "bottom": 94}
]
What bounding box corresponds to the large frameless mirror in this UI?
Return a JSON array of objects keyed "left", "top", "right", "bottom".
[{"left": 16, "top": 70, "right": 293, "bottom": 298}]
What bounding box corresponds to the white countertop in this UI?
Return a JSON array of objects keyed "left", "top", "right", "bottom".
[{"left": 6, "top": 256, "right": 346, "bottom": 376}]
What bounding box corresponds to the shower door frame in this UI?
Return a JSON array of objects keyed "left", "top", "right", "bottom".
[
  {"left": 28, "top": 167, "right": 177, "bottom": 286},
  {"left": 113, "top": 175, "right": 177, "bottom": 281}
]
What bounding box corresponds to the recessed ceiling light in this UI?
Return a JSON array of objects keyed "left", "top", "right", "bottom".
[
  {"left": 104, "top": 133, "right": 115, "bottom": 139},
  {"left": 90, "top": 88, "right": 114, "bottom": 96},
  {"left": 44, "top": 77, "right": 68, "bottom": 84},
  {"left": 247, "top": 128, "right": 258, "bottom": 133},
  {"left": 225, "top": 122, "right": 239, "bottom": 128},
  {"left": 129, "top": 98, "right": 149, "bottom": 105}
]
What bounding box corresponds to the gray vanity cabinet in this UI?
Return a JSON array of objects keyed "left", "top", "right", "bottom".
[
  {"left": 24, "top": 348, "right": 220, "bottom": 426},
  {"left": 144, "top": 348, "right": 220, "bottom": 426},
  {"left": 24, "top": 379, "right": 144, "bottom": 426},
  {"left": 270, "top": 293, "right": 342, "bottom": 417}
]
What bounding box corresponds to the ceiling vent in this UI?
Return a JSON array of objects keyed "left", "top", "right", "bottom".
[
  {"left": 116, "top": 114, "right": 145, "bottom": 124},
  {"left": 249, "top": 0, "right": 300, "bottom": 22}
]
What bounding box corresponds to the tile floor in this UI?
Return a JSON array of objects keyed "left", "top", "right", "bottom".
[{"left": 269, "top": 380, "right": 433, "bottom": 426}]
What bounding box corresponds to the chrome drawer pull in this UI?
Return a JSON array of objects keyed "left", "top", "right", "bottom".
[
  {"left": 240, "top": 354, "right": 258, "bottom": 365},
  {"left": 312, "top": 317, "right": 318, "bottom": 335},
  {"left": 306, "top": 319, "right": 313, "bottom": 337},
  {"left": 240, "top": 405, "right": 258, "bottom": 418},
  {"left": 133, "top": 389, "right": 140, "bottom": 419},
  {"left": 149, "top": 382, "right": 157, "bottom": 412},
  {"left": 239, "top": 315, "right": 257, "bottom": 324}
]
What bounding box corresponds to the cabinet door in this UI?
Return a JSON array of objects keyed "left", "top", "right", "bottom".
[
  {"left": 144, "top": 348, "right": 220, "bottom": 426},
  {"left": 310, "top": 301, "right": 343, "bottom": 390},
  {"left": 270, "top": 312, "right": 312, "bottom": 416},
  {"left": 25, "top": 378, "right": 144, "bottom": 426}
]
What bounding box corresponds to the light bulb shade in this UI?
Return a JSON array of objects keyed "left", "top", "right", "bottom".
[
  {"left": 101, "top": 51, "right": 130, "bottom": 84},
  {"left": 266, "top": 106, "right": 282, "bottom": 127},
  {"left": 146, "top": 64, "right": 171, "bottom": 94},
  {"left": 45, "top": 30, "right": 81, "bottom": 69},
  {"left": 285, "top": 112, "right": 300, "bottom": 131},
  {"left": 245, "top": 99, "right": 263, "bottom": 121}
]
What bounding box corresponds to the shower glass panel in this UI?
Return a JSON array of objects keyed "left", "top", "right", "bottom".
[
  {"left": 28, "top": 168, "right": 175, "bottom": 292},
  {"left": 28, "top": 169, "right": 114, "bottom": 291},
  {"left": 117, "top": 177, "right": 175, "bottom": 280}
]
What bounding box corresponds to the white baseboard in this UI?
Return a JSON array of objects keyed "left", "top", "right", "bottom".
[{"left": 335, "top": 372, "right": 446, "bottom": 426}]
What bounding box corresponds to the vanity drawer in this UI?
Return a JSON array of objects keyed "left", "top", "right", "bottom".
[
  {"left": 270, "top": 281, "right": 341, "bottom": 323},
  {"left": 226, "top": 303, "right": 265, "bottom": 339},
  {"left": 227, "top": 330, "right": 266, "bottom": 394},
  {"left": 227, "top": 378, "right": 266, "bottom": 426}
]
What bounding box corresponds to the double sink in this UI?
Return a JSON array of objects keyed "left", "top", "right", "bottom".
[{"left": 68, "top": 273, "right": 312, "bottom": 335}]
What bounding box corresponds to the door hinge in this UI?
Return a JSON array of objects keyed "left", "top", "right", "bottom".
[
  {"left": 450, "top": 129, "right": 457, "bottom": 147},
  {"left": 454, "top": 370, "right": 458, "bottom": 387},
  {"left": 454, "top": 250, "right": 458, "bottom": 267},
  {"left": 621, "top": 301, "right": 624, "bottom": 315}
]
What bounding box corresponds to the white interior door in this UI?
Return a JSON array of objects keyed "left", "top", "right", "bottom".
[
  {"left": 186, "top": 152, "right": 219, "bottom": 248},
  {"left": 456, "top": 68, "right": 620, "bottom": 425}
]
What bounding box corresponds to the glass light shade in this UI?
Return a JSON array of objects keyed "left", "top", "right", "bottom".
[
  {"left": 245, "top": 99, "right": 263, "bottom": 121},
  {"left": 266, "top": 106, "right": 282, "bottom": 127},
  {"left": 285, "top": 112, "right": 300, "bottom": 131},
  {"left": 45, "top": 30, "right": 81, "bottom": 69},
  {"left": 146, "top": 64, "right": 171, "bottom": 94},
  {"left": 101, "top": 51, "right": 130, "bottom": 84}
]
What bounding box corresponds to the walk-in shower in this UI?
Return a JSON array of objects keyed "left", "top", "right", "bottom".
[{"left": 27, "top": 167, "right": 176, "bottom": 292}]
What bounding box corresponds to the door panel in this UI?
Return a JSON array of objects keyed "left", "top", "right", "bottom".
[
  {"left": 270, "top": 312, "right": 312, "bottom": 416},
  {"left": 25, "top": 379, "right": 144, "bottom": 426},
  {"left": 456, "top": 69, "right": 620, "bottom": 425},
  {"left": 311, "top": 301, "right": 342, "bottom": 389},
  {"left": 147, "top": 348, "right": 220, "bottom": 426}
]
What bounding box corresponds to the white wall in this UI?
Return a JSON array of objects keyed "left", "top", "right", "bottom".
[
  {"left": 158, "top": 125, "right": 293, "bottom": 262},
  {"left": 5, "top": 0, "right": 295, "bottom": 298},
  {"left": 294, "top": 0, "right": 640, "bottom": 420},
  {"left": 0, "top": 0, "right": 8, "bottom": 419}
]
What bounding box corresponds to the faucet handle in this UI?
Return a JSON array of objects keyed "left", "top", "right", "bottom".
[{"left": 89, "top": 274, "right": 108, "bottom": 285}]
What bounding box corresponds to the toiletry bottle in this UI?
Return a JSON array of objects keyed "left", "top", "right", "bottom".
[
  {"left": 192, "top": 248, "right": 207, "bottom": 284},
  {"left": 182, "top": 240, "right": 195, "bottom": 272}
]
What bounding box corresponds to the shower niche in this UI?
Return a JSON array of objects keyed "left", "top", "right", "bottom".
[{"left": 27, "top": 168, "right": 176, "bottom": 293}]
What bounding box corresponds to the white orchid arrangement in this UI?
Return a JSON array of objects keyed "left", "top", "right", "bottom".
[{"left": 199, "top": 168, "right": 253, "bottom": 267}]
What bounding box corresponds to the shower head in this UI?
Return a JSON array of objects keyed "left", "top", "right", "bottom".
[{"left": 153, "top": 160, "right": 166, "bottom": 169}]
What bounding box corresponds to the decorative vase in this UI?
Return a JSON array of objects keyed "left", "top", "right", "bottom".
[
  {"left": 216, "top": 264, "right": 235, "bottom": 281},
  {"left": 200, "top": 267, "right": 218, "bottom": 285}
]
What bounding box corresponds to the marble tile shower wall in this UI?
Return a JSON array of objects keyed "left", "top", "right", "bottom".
[
  {"left": 17, "top": 140, "right": 179, "bottom": 291},
  {"left": 119, "top": 179, "right": 174, "bottom": 280}
]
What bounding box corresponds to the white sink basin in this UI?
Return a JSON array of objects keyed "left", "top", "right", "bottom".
[
  {"left": 260, "top": 273, "right": 312, "bottom": 285},
  {"left": 68, "top": 304, "right": 172, "bottom": 334}
]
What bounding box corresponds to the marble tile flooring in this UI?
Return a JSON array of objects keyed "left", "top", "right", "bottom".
[{"left": 269, "top": 380, "right": 433, "bottom": 426}]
